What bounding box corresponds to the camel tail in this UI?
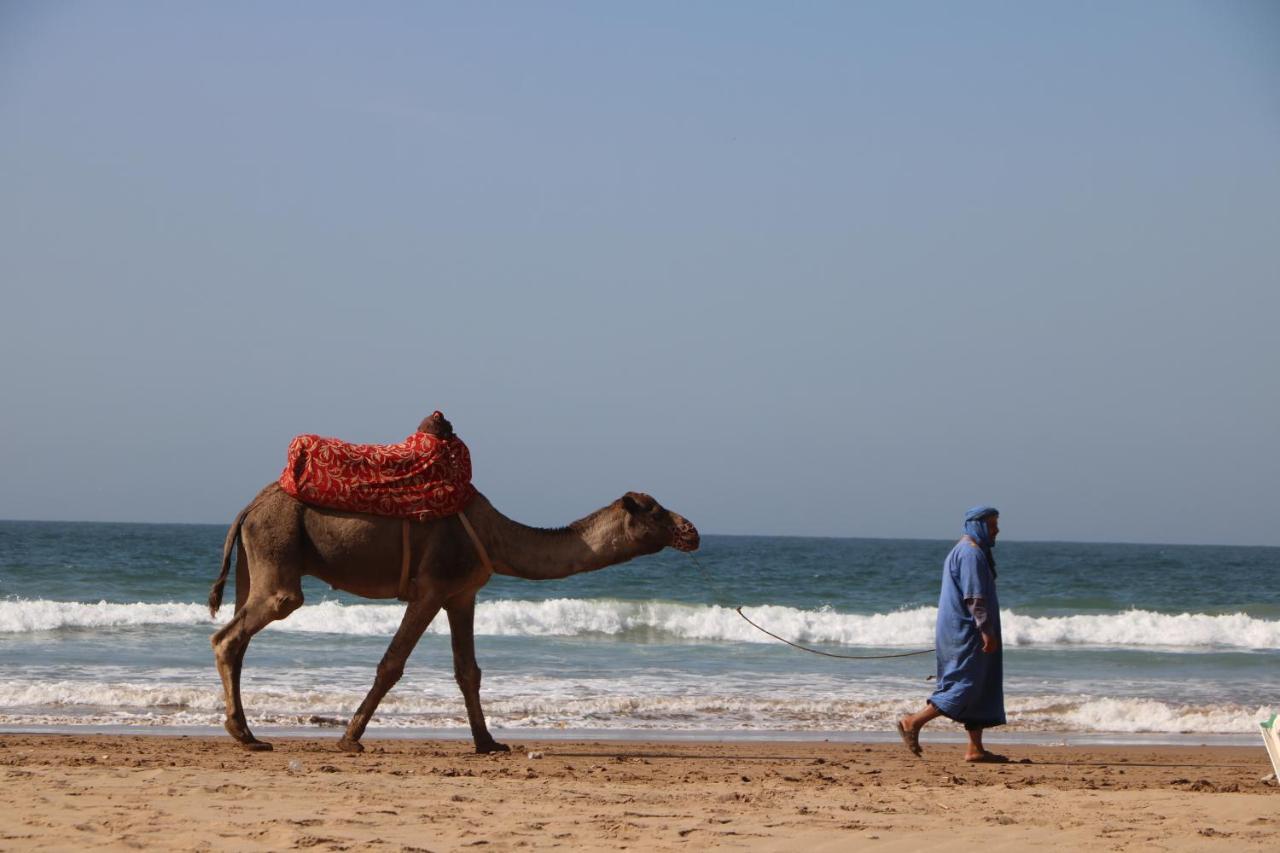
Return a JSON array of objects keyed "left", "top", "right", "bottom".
[{"left": 209, "top": 495, "right": 260, "bottom": 616}]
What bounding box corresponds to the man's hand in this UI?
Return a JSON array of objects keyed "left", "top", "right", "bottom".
[{"left": 981, "top": 632, "right": 1000, "bottom": 653}]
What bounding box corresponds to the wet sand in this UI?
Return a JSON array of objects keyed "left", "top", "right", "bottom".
[{"left": 0, "top": 734, "right": 1276, "bottom": 850}]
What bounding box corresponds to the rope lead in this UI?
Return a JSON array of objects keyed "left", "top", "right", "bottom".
[{"left": 688, "top": 553, "right": 936, "bottom": 660}]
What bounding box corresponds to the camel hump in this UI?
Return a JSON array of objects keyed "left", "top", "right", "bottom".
[{"left": 417, "top": 410, "right": 454, "bottom": 439}]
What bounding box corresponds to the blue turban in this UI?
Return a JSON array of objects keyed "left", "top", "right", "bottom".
[
  {"left": 964, "top": 505, "right": 999, "bottom": 545},
  {"left": 963, "top": 505, "right": 999, "bottom": 574}
]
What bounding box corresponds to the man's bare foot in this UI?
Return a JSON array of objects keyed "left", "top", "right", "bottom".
[
  {"left": 964, "top": 750, "right": 1009, "bottom": 763},
  {"left": 896, "top": 718, "right": 922, "bottom": 757}
]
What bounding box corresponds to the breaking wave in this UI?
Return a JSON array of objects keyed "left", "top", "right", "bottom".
[
  {"left": 0, "top": 678, "right": 1271, "bottom": 734},
  {"left": 1, "top": 598, "right": 1278, "bottom": 650}
]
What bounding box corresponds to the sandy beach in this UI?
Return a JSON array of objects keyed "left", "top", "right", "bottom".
[{"left": 0, "top": 734, "right": 1275, "bottom": 851}]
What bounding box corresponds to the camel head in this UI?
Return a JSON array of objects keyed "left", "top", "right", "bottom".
[{"left": 612, "top": 491, "right": 700, "bottom": 554}]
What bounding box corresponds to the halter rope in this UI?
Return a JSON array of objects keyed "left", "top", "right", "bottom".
[{"left": 686, "top": 552, "right": 936, "bottom": 660}]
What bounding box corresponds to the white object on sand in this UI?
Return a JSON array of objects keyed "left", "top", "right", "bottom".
[{"left": 1260, "top": 713, "right": 1280, "bottom": 778}]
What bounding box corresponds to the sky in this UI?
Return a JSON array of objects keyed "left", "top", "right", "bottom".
[{"left": 1, "top": 1, "right": 1277, "bottom": 545}]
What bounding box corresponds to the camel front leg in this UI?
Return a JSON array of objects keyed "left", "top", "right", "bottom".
[
  {"left": 338, "top": 596, "right": 443, "bottom": 753},
  {"left": 446, "top": 595, "right": 507, "bottom": 754}
]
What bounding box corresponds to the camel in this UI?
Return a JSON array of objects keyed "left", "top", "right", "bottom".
[{"left": 208, "top": 479, "right": 699, "bottom": 753}]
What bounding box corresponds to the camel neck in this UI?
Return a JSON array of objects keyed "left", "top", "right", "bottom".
[{"left": 465, "top": 494, "right": 623, "bottom": 580}]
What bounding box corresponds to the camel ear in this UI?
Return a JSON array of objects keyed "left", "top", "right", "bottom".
[{"left": 621, "top": 492, "right": 658, "bottom": 515}]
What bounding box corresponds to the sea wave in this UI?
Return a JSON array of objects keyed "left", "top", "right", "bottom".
[
  {"left": 1, "top": 598, "right": 1278, "bottom": 650},
  {"left": 0, "top": 678, "right": 1271, "bottom": 734}
]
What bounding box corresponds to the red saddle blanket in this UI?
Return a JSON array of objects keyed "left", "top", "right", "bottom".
[{"left": 279, "top": 432, "right": 476, "bottom": 521}]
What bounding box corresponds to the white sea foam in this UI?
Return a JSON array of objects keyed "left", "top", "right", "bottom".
[
  {"left": 1, "top": 598, "right": 1278, "bottom": 650},
  {"left": 1015, "top": 696, "right": 1270, "bottom": 735},
  {"left": 0, "top": 600, "right": 213, "bottom": 633},
  {"left": 0, "top": 677, "right": 1271, "bottom": 734}
]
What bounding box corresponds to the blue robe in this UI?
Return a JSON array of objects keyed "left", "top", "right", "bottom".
[{"left": 928, "top": 540, "right": 1005, "bottom": 729}]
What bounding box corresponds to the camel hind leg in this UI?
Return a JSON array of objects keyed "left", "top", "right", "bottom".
[{"left": 211, "top": 546, "right": 303, "bottom": 751}]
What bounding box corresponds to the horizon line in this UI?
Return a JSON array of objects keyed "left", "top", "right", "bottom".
[{"left": 0, "top": 517, "right": 1275, "bottom": 550}]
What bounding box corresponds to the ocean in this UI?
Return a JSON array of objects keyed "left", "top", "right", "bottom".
[{"left": 0, "top": 520, "right": 1276, "bottom": 744}]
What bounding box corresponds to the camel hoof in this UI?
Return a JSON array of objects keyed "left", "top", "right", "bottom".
[
  {"left": 337, "top": 738, "right": 364, "bottom": 754},
  {"left": 475, "top": 740, "right": 510, "bottom": 754},
  {"left": 225, "top": 719, "right": 272, "bottom": 751}
]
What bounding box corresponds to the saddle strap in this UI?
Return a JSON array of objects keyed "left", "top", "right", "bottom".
[
  {"left": 399, "top": 511, "right": 493, "bottom": 602},
  {"left": 399, "top": 519, "right": 413, "bottom": 600},
  {"left": 457, "top": 511, "right": 494, "bottom": 574}
]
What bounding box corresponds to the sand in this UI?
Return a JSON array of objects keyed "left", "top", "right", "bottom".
[{"left": 0, "top": 733, "right": 1276, "bottom": 850}]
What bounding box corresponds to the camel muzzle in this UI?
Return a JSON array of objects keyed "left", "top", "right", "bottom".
[{"left": 671, "top": 517, "right": 700, "bottom": 552}]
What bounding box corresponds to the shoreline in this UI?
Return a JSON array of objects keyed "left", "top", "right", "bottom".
[
  {"left": 2, "top": 733, "right": 1276, "bottom": 850},
  {"left": 0, "top": 723, "right": 1264, "bottom": 748}
]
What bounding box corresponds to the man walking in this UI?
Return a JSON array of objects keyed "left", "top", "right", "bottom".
[{"left": 897, "top": 506, "right": 1007, "bottom": 762}]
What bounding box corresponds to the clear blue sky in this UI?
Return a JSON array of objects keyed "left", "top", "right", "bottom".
[{"left": 2, "top": 2, "right": 1277, "bottom": 545}]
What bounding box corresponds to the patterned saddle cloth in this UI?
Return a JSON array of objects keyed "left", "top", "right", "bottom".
[{"left": 278, "top": 430, "right": 476, "bottom": 521}]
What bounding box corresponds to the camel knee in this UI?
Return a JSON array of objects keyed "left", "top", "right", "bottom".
[
  {"left": 211, "top": 624, "right": 232, "bottom": 652},
  {"left": 212, "top": 633, "right": 236, "bottom": 662},
  {"left": 268, "top": 590, "right": 303, "bottom": 619},
  {"left": 375, "top": 659, "right": 405, "bottom": 687},
  {"left": 211, "top": 621, "right": 246, "bottom": 663},
  {"left": 454, "top": 662, "right": 481, "bottom": 692}
]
